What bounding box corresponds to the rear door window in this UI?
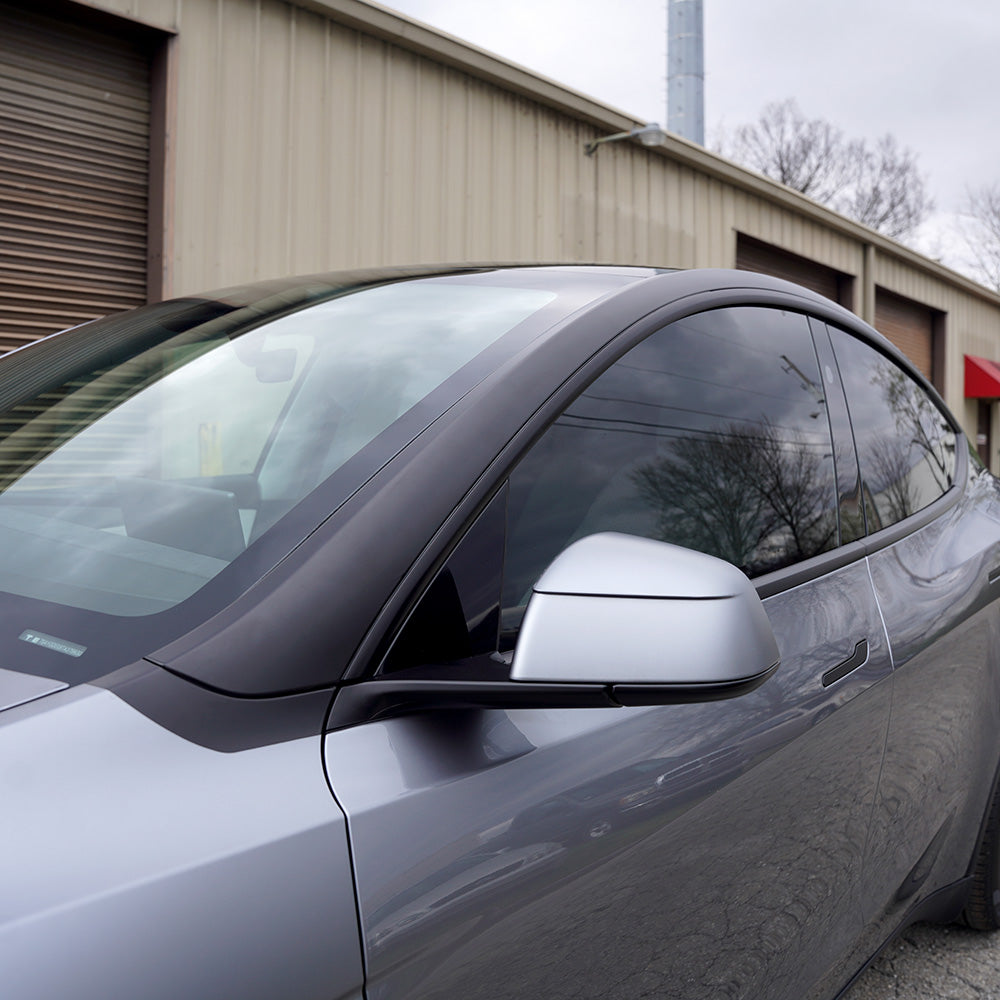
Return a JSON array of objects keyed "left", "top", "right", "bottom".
[{"left": 829, "top": 328, "right": 956, "bottom": 531}]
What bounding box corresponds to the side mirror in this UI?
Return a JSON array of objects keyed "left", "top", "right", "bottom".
[
  {"left": 326, "top": 533, "right": 779, "bottom": 730},
  {"left": 511, "top": 533, "right": 780, "bottom": 704}
]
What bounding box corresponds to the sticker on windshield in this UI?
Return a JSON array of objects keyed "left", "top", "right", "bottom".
[{"left": 19, "top": 630, "right": 87, "bottom": 658}]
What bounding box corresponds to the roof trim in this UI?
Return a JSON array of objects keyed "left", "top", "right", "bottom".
[
  {"left": 965, "top": 354, "right": 1000, "bottom": 398},
  {"left": 287, "top": 0, "right": 999, "bottom": 307}
]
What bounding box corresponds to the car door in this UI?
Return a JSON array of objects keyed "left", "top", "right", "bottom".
[
  {"left": 323, "top": 305, "right": 893, "bottom": 1000},
  {"left": 826, "top": 325, "right": 1000, "bottom": 954}
]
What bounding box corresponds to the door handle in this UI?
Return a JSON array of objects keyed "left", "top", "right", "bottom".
[{"left": 822, "top": 639, "right": 869, "bottom": 688}]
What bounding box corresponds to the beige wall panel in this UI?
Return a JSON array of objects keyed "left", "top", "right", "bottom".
[
  {"left": 486, "top": 91, "right": 526, "bottom": 260},
  {"left": 694, "top": 174, "right": 721, "bottom": 267},
  {"left": 171, "top": 0, "right": 223, "bottom": 289},
  {"left": 389, "top": 46, "right": 432, "bottom": 259},
  {"left": 561, "top": 120, "right": 600, "bottom": 261},
  {"left": 655, "top": 164, "right": 682, "bottom": 267},
  {"left": 215, "top": 0, "right": 263, "bottom": 281},
  {"left": 247, "top": 0, "right": 293, "bottom": 281},
  {"left": 660, "top": 161, "right": 682, "bottom": 265},
  {"left": 533, "top": 113, "right": 560, "bottom": 259},
  {"left": 323, "top": 20, "right": 361, "bottom": 264},
  {"left": 288, "top": 6, "right": 333, "bottom": 272},
  {"left": 597, "top": 148, "right": 640, "bottom": 264},
  {"left": 353, "top": 33, "right": 387, "bottom": 264},
  {"left": 711, "top": 181, "right": 736, "bottom": 267},
  {"left": 670, "top": 165, "right": 699, "bottom": 268},
  {"left": 437, "top": 69, "right": 472, "bottom": 260},
  {"left": 410, "top": 61, "right": 448, "bottom": 261}
]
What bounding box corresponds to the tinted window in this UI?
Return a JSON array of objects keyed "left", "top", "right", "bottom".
[
  {"left": 503, "top": 307, "right": 839, "bottom": 627},
  {"left": 830, "top": 328, "right": 956, "bottom": 531}
]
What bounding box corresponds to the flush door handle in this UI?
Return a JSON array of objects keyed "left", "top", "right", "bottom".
[{"left": 822, "top": 639, "right": 869, "bottom": 688}]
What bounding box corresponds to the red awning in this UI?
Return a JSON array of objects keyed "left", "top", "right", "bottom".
[{"left": 965, "top": 354, "right": 1000, "bottom": 397}]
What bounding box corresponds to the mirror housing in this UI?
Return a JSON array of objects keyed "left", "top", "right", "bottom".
[
  {"left": 512, "top": 533, "right": 780, "bottom": 689},
  {"left": 326, "top": 533, "right": 779, "bottom": 730}
]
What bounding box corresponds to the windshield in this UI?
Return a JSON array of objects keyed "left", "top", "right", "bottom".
[{"left": 0, "top": 278, "right": 562, "bottom": 621}]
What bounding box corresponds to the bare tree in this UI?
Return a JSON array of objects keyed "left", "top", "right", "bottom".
[
  {"left": 716, "top": 100, "right": 932, "bottom": 241},
  {"left": 631, "top": 419, "right": 837, "bottom": 576},
  {"left": 716, "top": 99, "right": 854, "bottom": 205},
  {"left": 840, "top": 135, "right": 932, "bottom": 240},
  {"left": 960, "top": 184, "right": 1000, "bottom": 291}
]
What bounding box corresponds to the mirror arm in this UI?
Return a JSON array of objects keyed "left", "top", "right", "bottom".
[
  {"left": 325, "top": 661, "right": 779, "bottom": 732},
  {"left": 613, "top": 660, "right": 779, "bottom": 706},
  {"left": 326, "top": 679, "right": 615, "bottom": 731}
]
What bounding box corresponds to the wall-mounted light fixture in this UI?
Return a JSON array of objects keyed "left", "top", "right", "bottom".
[{"left": 584, "top": 123, "right": 669, "bottom": 156}]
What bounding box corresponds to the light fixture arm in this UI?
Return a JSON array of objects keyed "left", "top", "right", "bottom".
[{"left": 584, "top": 123, "right": 669, "bottom": 156}]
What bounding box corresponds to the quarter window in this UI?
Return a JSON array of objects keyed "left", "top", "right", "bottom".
[
  {"left": 503, "top": 307, "right": 840, "bottom": 630},
  {"left": 830, "top": 329, "right": 956, "bottom": 531}
]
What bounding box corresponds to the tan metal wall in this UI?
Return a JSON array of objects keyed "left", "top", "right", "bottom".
[{"left": 56, "top": 0, "right": 1000, "bottom": 462}]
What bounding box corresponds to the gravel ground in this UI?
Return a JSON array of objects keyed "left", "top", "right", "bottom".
[{"left": 845, "top": 923, "right": 1000, "bottom": 999}]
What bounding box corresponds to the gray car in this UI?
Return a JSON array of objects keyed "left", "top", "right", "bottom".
[{"left": 2, "top": 264, "right": 1000, "bottom": 999}]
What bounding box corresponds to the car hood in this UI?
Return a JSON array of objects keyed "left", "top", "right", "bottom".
[{"left": 0, "top": 667, "right": 66, "bottom": 713}]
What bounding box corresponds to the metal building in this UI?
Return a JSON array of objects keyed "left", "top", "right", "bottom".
[{"left": 3, "top": 0, "right": 1000, "bottom": 467}]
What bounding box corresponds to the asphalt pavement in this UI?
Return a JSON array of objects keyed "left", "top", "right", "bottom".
[{"left": 845, "top": 923, "right": 1000, "bottom": 999}]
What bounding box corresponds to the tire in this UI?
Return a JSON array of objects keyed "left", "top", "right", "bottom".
[{"left": 962, "top": 779, "right": 1000, "bottom": 930}]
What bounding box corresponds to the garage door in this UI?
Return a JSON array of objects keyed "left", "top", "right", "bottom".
[
  {"left": 0, "top": 0, "right": 153, "bottom": 352},
  {"left": 736, "top": 234, "right": 853, "bottom": 309},
  {"left": 874, "top": 288, "right": 935, "bottom": 382}
]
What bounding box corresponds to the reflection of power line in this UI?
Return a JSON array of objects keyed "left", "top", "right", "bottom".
[
  {"left": 557, "top": 413, "right": 832, "bottom": 451},
  {"left": 779, "top": 354, "right": 820, "bottom": 392},
  {"left": 564, "top": 401, "right": 826, "bottom": 443},
  {"left": 780, "top": 353, "right": 825, "bottom": 419},
  {"left": 609, "top": 363, "right": 820, "bottom": 409}
]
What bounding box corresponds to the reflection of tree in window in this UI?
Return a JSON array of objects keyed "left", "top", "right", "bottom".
[
  {"left": 871, "top": 360, "right": 954, "bottom": 495},
  {"left": 837, "top": 341, "right": 957, "bottom": 530},
  {"left": 631, "top": 418, "right": 837, "bottom": 576},
  {"left": 864, "top": 433, "right": 918, "bottom": 527}
]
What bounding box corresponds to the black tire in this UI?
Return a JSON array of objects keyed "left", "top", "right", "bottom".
[{"left": 962, "top": 779, "right": 1000, "bottom": 930}]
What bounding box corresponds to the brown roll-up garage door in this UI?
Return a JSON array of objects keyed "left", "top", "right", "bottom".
[
  {"left": 0, "top": 0, "right": 153, "bottom": 352},
  {"left": 736, "top": 234, "right": 854, "bottom": 309},
  {"left": 874, "top": 288, "right": 936, "bottom": 382}
]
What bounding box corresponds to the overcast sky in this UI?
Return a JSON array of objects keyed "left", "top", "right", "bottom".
[{"left": 382, "top": 0, "right": 1000, "bottom": 269}]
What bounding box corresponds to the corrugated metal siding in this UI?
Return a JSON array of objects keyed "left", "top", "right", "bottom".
[{"left": 0, "top": 0, "right": 151, "bottom": 349}]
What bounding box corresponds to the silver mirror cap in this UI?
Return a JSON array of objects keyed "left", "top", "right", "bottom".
[{"left": 512, "top": 534, "right": 779, "bottom": 686}]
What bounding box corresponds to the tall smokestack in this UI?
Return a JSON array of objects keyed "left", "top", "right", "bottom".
[{"left": 667, "top": 0, "right": 705, "bottom": 145}]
